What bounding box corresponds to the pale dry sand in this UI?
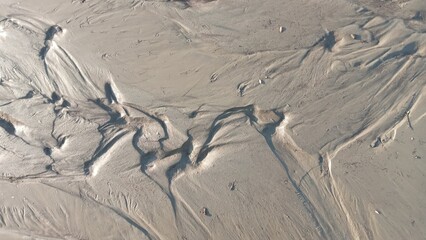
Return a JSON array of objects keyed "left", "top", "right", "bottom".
[{"left": 0, "top": 0, "right": 425, "bottom": 239}]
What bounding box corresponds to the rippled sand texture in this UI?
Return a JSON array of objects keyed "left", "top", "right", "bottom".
[{"left": 0, "top": 0, "right": 425, "bottom": 239}]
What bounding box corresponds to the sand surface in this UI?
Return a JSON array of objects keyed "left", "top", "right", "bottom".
[{"left": 0, "top": 0, "right": 425, "bottom": 239}]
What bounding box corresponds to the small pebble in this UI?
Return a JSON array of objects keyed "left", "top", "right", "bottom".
[
  {"left": 279, "top": 26, "right": 284, "bottom": 33},
  {"left": 200, "top": 207, "right": 209, "bottom": 216},
  {"left": 228, "top": 181, "right": 235, "bottom": 191},
  {"left": 375, "top": 210, "right": 381, "bottom": 215},
  {"left": 210, "top": 73, "right": 218, "bottom": 82}
]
